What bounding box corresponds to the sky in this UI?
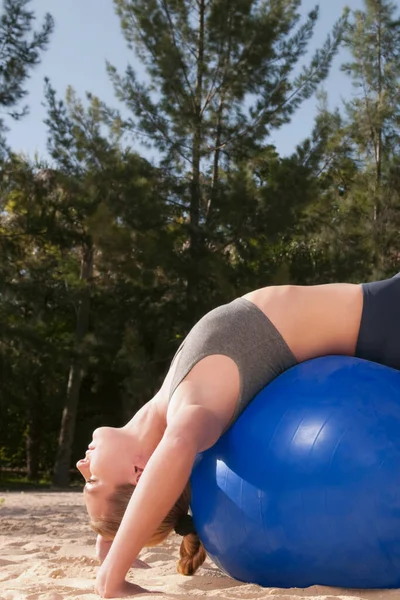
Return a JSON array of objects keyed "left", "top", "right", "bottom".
[{"left": 5, "top": 0, "right": 364, "bottom": 162}]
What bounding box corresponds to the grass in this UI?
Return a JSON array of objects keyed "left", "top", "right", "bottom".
[
  {"left": 0, "top": 476, "right": 52, "bottom": 491},
  {"left": 0, "top": 472, "right": 84, "bottom": 492}
]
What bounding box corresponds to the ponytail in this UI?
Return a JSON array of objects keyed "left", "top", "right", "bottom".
[
  {"left": 89, "top": 481, "right": 207, "bottom": 575},
  {"left": 177, "top": 531, "right": 207, "bottom": 575}
]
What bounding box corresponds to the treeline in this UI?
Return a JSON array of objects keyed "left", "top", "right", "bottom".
[{"left": 1, "top": 0, "right": 400, "bottom": 486}]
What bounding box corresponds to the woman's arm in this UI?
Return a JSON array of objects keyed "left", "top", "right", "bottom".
[{"left": 96, "top": 405, "right": 224, "bottom": 598}]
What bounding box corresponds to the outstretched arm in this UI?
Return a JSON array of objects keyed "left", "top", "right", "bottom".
[{"left": 96, "top": 405, "right": 224, "bottom": 598}]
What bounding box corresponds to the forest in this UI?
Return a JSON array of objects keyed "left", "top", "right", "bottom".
[{"left": 1, "top": 0, "right": 399, "bottom": 487}]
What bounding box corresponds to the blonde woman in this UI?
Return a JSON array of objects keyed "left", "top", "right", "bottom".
[{"left": 76, "top": 275, "right": 400, "bottom": 597}]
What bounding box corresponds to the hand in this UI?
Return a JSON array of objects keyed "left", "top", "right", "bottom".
[
  {"left": 96, "top": 535, "right": 112, "bottom": 563},
  {"left": 96, "top": 566, "right": 148, "bottom": 598}
]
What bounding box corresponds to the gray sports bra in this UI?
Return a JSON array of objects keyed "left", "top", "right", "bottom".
[{"left": 169, "top": 297, "right": 297, "bottom": 424}]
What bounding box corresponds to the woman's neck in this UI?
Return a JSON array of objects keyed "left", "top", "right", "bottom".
[{"left": 123, "top": 395, "right": 166, "bottom": 462}]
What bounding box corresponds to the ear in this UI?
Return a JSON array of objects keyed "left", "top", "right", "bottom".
[{"left": 133, "top": 465, "right": 144, "bottom": 485}]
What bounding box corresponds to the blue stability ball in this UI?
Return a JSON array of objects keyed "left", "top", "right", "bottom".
[{"left": 190, "top": 356, "right": 400, "bottom": 589}]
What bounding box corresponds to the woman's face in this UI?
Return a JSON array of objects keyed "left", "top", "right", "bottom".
[{"left": 76, "top": 427, "right": 138, "bottom": 520}]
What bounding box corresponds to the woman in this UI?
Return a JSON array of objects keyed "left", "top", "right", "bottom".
[{"left": 77, "top": 275, "right": 400, "bottom": 598}]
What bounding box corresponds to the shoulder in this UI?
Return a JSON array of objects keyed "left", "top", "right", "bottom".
[{"left": 166, "top": 402, "right": 227, "bottom": 453}]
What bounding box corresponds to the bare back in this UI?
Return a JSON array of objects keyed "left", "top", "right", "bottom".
[{"left": 245, "top": 283, "right": 364, "bottom": 362}]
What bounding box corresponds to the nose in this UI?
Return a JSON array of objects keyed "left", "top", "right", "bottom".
[
  {"left": 92, "top": 427, "right": 107, "bottom": 439},
  {"left": 92, "top": 426, "right": 115, "bottom": 437}
]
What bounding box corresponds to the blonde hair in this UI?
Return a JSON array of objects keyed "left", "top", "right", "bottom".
[{"left": 89, "top": 482, "right": 207, "bottom": 576}]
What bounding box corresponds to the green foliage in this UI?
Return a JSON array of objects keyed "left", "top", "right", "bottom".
[
  {"left": 342, "top": 0, "right": 400, "bottom": 161},
  {"left": 2, "top": 0, "right": 400, "bottom": 483},
  {"left": 298, "top": 0, "right": 400, "bottom": 281},
  {"left": 106, "top": 0, "right": 348, "bottom": 320},
  {"left": 110, "top": 0, "right": 347, "bottom": 163},
  {"left": 0, "top": 0, "right": 54, "bottom": 154}
]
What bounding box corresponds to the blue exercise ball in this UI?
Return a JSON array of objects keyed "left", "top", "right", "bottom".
[{"left": 190, "top": 356, "right": 400, "bottom": 589}]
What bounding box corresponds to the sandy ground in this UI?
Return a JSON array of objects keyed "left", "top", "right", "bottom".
[{"left": 0, "top": 491, "right": 399, "bottom": 600}]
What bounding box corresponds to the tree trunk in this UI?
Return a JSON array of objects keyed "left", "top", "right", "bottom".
[
  {"left": 207, "top": 94, "right": 226, "bottom": 228},
  {"left": 207, "top": 8, "right": 233, "bottom": 229},
  {"left": 187, "top": 0, "right": 205, "bottom": 321},
  {"left": 375, "top": 0, "right": 383, "bottom": 193},
  {"left": 26, "top": 379, "right": 42, "bottom": 481},
  {"left": 373, "top": 1, "right": 383, "bottom": 272},
  {"left": 52, "top": 242, "right": 93, "bottom": 487}
]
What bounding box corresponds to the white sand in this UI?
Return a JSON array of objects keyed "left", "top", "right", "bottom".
[{"left": 0, "top": 491, "right": 399, "bottom": 600}]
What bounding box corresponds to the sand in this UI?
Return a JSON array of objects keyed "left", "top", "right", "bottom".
[{"left": 0, "top": 491, "right": 399, "bottom": 600}]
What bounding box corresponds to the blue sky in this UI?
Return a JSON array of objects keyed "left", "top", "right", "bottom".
[{"left": 6, "top": 0, "right": 364, "bottom": 161}]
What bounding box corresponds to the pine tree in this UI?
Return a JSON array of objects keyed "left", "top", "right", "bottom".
[
  {"left": 293, "top": 0, "right": 400, "bottom": 282},
  {"left": 287, "top": 93, "right": 370, "bottom": 283},
  {"left": 342, "top": 0, "right": 400, "bottom": 185},
  {"left": 43, "top": 82, "right": 174, "bottom": 486},
  {"left": 0, "top": 110, "right": 174, "bottom": 483},
  {"left": 0, "top": 0, "right": 53, "bottom": 155},
  {"left": 341, "top": 0, "right": 400, "bottom": 274},
  {"left": 107, "top": 0, "right": 348, "bottom": 319},
  {"left": 0, "top": 156, "right": 73, "bottom": 480}
]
